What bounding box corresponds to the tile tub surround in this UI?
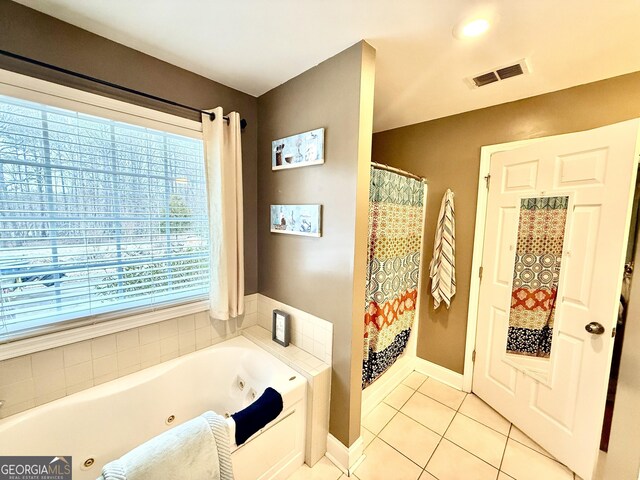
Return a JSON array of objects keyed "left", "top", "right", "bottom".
[
  {"left": 242, "top": 325, "right": 331, "bottom": 466},
  {"left": 257, "top": 294, "right": 333, "bottom": 365},
  {"left": 254, "top": 294, "right": 334, "bottom": 465},
  {"left": 0, "top": 295, "right": 258, "bottom": 419}
]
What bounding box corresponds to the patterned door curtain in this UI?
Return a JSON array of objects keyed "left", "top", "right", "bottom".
[
  {"left": 506, "top": 196, "right": 569, "bottom": 358},
  {"left": 362, "top": 167, "right": 425, "bottom": 388}
]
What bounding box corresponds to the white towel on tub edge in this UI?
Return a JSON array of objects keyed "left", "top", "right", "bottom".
[{"left": 99, "top": 410, "right": 233, "bottom": 480}]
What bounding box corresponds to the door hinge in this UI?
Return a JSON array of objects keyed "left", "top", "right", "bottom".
[
  {"left": 479, "top": 266, "right": 484, "bottom": 280},
  {"left": 612, "top": 327, "right": 617, "bottom": 338},
  {"left": 484, "top": 174, "right": 491, "bottom": 189},
  {"left": 472, "top": 350, "right": 476, "bottom": 363}
]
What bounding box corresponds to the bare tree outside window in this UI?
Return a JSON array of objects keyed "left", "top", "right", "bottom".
[{"left": 0, "top": 96, "right": 209, "bottom": 338}]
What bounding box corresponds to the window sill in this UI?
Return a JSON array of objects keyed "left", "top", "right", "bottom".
[{"left": 0, "top": 300, "right": 210, "bottom": 361}]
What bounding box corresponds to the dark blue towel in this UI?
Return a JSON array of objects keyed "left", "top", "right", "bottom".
[{"left": 231, "top": 387, "right": 283, "bottom": 445}]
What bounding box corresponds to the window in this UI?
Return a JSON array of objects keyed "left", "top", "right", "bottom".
[{"left": 0, "top": 95, "right": 209, "bottom": 341}]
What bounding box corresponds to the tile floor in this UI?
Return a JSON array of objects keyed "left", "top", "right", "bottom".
[{"left": 288, "top": 371, "right": 580, "bottom": 480}]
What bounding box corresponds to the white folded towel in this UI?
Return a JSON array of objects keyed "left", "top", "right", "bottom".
[{"left": 99, "top": 411, "right": 233, "bottom": 480}]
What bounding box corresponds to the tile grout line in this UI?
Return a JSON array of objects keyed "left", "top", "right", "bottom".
[
  {"left": 421, "top": 390, "right": 467, "bottom": 478},
  {"left": 440, "top": 402, "right": 514, "bottom": 472},
  {"left": 369, "top": 373, "right": 510, "bottom": 479},
  {"left": 366, "top": 372, "right": 430, "bottom": 479},
  {"left": 508, "top": 433, "right": 554, "bottom": 458},
  {"left": 324, "top": 456, "right": 343, "bottom": 480},
  {"left": 367, "top": 376, "right": 577, "bottom": 479},
  {"left": 497, "top": 423, "right": 513, "bottom": 477},
  {"left": 395, "top": 389, "right": 455, "bottom": 440},
  {"left": 439, "top": 435, "right": 505, "bottom": 474},
  {"left": 435, "top": 393, "right": 509, "bottom": 475},
  {"left": 378, "top": 429, "right": 428, "bottom": 479},
  {"left": 455, "top": 408, "right": 510, "bottom": 436},
  {"left": 375, "top": 434, "right": 426, "bottom": 471},
  {"left": 333, "top": 467, "right": 342, "bottom": 480},
  {"left": 507, "top": 427, "right": 577, "bottom": 474},
  {"left": 394, "top": 409, "right": 446, "bottom": 439},
  {"left": 362, "top": 407, "right": 424, "bottom": 478},
  {"left": 413, "top": 386, "right": 467, "bottom": 412},
  {"left": 406, "top": 381, "right": 512, "bottom": 440},
  {"left": 382, "top": 387, "right": 414, "bottom": 411}
]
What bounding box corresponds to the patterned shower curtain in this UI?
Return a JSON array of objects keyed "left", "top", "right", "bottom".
[
  {"left": 362, "top": 167, "right": 425, "bottom": 388},
  {"left": 506, "top": 196, "right": 569, "bottom": 357}
]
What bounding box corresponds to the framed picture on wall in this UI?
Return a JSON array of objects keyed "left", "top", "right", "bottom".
[
  {"left": 270, "top": 204, "right": 322, "bottom": 237},
  {"left": 272, "top": 128, "right": 324, "bottom": 170},
  {"left": 272, "top": 309, "right": 291, "bottom": 347}
]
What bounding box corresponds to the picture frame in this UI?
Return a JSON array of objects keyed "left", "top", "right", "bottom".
[
  {"left": 272, "top": 128, "right": 325, "bottom": 170},
  {"left": 272, "top": 309, "right": 291, "bottom": 347},
  {"left": 270, "top": 204, "right": 322, "bottom": 237}
]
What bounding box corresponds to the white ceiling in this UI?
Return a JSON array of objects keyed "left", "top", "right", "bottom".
[{"left": 13, "top": 0, "right": 640, "bottom": 132}]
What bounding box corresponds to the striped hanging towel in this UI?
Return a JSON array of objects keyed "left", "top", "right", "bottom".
[{"left": 430, "top": 189, "right": 456, "bottom": 309}]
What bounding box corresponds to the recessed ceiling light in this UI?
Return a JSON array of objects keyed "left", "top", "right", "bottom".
[
  {"left": 462, "top": 19, "right": 490, "bottom": 37},
  {"left": 454, "top": 18, "right": 491, "bottom": 39}
]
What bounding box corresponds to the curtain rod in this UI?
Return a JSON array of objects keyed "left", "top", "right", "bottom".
[
  {"left": 0, "top": 49, "right": 247, "bottom": 131},
  {"left": 371, "top": 161, "right": 426, "bottom": 183}
]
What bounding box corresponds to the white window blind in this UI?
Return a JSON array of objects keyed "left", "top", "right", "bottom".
[{"left": 0, "top": 95, "right": 209, "bottom": 341}]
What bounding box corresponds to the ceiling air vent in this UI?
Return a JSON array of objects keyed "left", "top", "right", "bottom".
[
  {"left": 496, "top": 63, "right": 524, "bottom": 80},
  {"left": 466, "top": 59, "right": 530, "bottom": 89},
  {"left": 473, "top": 72, "right": 499, "bottom": 87}
]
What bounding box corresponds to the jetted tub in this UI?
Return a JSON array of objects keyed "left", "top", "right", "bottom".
[{"left": 0, "top": 335, "right": 307, "bottom": 480}]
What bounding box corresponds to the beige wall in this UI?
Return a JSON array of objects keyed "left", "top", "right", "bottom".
[
  {"left": 258, "top": 42, "right": 376, "bottom": 447},
  {"left": 0, "top": 0, "right": 259, "bottom": 293},
  {"left": 373, "top": 71, "right": 640, "bottom": 373}
]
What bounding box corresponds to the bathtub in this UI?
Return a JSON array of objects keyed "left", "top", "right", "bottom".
[{"left": 0, "top": 335, "right": 307, "bottom": 480}]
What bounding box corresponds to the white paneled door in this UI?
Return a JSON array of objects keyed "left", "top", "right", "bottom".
[{"left": 473, "top": 119, "right": 640, "bottom": 480}]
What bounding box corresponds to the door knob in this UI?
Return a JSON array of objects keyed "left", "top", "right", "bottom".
[{"left": 585, "top": 322, "right": 605, "bottom": 335}]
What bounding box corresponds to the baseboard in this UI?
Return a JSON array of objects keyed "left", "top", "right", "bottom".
[
  {"left": 414, "top": 357, "right": 464, "bottom": 390},
  {"left": 326, "top": 433, "right": 364, "bottom": 476},
  {"left": 361, "top": 354, "right": 416, "bottom": 417}
]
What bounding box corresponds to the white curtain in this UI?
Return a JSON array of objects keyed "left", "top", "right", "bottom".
[{"left": 202, "top": 107, "right": 244, "bottom": 320}]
